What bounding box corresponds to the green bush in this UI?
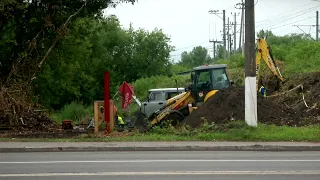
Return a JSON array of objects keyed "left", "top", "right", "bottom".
[{"left": 50, "top": 102, "right": 93, "bottom": 125}]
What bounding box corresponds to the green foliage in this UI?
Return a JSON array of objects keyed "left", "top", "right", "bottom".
[
  {"left": 32, "top": 16, "right": 174, "bottom": 109},
  {"left": 257, "top": 32, "right": 319, "bottom": 76},
  {"left": 0, "top": 0, "right": 136, "bottom": 83},
  {"left": 178, "top": 46, "right": 213, "bottom": 68},
  {"left": 170, "top": 64, "right": 191, "bottom": 75},
  {"left": 136, "top": 121, "right": 320, "bottom": 142},
  {"left": 51, "top": 102, "right": 93, "bottom": 124},
  {"left": 215, "top": 44, "right": 223, "bottom": 60},
  {"left": 256, "top": 29, "right": 274, "bottom": 39},
  {"left": 3, "top": 121, "right": 320, "bottom": 142}
]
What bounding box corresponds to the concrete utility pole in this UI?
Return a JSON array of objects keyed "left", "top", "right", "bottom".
[
  {"left": 233, "top": 12, "right": 237, "bottom": 53},
  {"left": 241, "top": 0, "right": 245, "bottom": 56},
  {"left": 244, "top": 0, "right": 257, "bottom": 127},
  {"left": 239, "top": 0, "right": 244, "bottom": 53},
  {"left": 223, "top": 10, "right": 226, "bottom": 59},
  {"left": 317, "top": 11, "right": 319, "bottom": 41}
]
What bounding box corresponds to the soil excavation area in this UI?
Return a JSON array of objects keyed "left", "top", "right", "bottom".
[
  {"left": 1, "top": 72, "right": 319, "bottom": 138},
  {"left": 185, "top": 72, "right": 320, "bottom": 127}
]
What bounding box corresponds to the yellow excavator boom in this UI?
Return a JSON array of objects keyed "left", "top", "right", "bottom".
[{"left": 256, "top": 38, "right": 284, "bottom": 91}]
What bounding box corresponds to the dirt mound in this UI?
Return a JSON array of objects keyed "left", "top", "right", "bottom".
[
  {"left": 185, "top": 86, "right": 318, "bottom": 127},
  {"left": 271, "top": 72, "right": 320, "bottom": 113}
]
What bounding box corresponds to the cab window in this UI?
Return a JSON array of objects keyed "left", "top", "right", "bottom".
[
  {"left": 211, "top": 68, "right": 230, "bottom": 89},
  {"left": 166, "top": 92, "right": 181, "bottom": 100},
  {"left": 195, "top": 70, "right": 211, "bottom": 89},
  {"left": 148, "top": 92, "right": 163, "bottom": 101}
]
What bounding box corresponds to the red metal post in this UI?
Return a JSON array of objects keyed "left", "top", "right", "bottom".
[{"left": 104, "top": 72, "right": 111, "bottom": 133}]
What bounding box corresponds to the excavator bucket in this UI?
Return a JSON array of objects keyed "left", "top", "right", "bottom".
[{"left": 134, "top": 112, "right": 151, "bottom": 133}]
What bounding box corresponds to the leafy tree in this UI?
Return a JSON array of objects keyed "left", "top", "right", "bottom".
[
  {"left": 256, "top": 29, "right": 274, "bottom": 39},
  {"left": 215, "top": 44, "right": 225, "bottom": 60},
  {"left": 0, "top": 0, "right": 136, "bottom": 126},
  {"left": 32, "top": 16, "right": 174, "bottom": 109},
  {"left": 0, "top": 0, "right": 136, "bottom": 85},
  {"left": 178, "top": 46, "right": 212, "bottom": 68}
]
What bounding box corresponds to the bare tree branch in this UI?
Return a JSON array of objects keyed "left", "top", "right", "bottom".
[
  {"left": 37, "top": 3, "right": 86, "bottom": 69},
  {"left": 5, "top": 29, "right": 44, "bottom": 86},
  {"left": 31, "top": 2, "right": 87, "bottom": 81}
]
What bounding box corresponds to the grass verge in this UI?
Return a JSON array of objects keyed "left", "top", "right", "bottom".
[{"left": 1, "top": 121, "right": 319, "bottom": 142}]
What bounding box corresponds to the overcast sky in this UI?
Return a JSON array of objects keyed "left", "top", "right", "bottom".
[{"left": 106, "top": 0, "right": 320, "bottom": 62}]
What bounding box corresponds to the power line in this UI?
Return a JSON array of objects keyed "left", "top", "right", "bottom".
[
  {"left": 256, "top": 6, "right": 320, "bottom": 30},
  {"left": 269, "top": 16, "right": 314, "bottom": 30},
  {"left": 293, "top": 25, "right": 316, "bottom": 41},
  {"left": 256, "top": 2, "right": 315, "bottom": 24},
  {"left": 171, "top": 42, "right": 209, "bottom": 52},
  {"left": 257, "top": 7, "right": 319, "bottom": 29}
]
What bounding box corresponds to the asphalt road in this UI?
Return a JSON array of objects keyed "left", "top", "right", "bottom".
[{"left": 0, "top": 151, "right": 320, "bottom": 180}]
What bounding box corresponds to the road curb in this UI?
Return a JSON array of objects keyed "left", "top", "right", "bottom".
[{"left": 1, "top": 145, "right": 320, "bottom": 153}]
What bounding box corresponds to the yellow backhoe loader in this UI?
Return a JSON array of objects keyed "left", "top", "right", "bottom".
[
  {"left": 135, "top": 38, "right": 284, "bottom": 132},
  {"left": 135, "top": 64, "right": 233, "bottom": 132}
]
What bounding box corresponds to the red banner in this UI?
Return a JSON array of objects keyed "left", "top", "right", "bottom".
[{"left": 119, "top": 81, "right": 134, "bottom": 109}]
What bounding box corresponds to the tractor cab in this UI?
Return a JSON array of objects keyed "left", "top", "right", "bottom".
[{"left": 190, "top": 64, "right": 232, "bottom": 104}]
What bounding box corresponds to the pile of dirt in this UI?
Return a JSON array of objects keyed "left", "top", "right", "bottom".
[
  {"left": 270, "top": 72, "right": 320, "bottom": 115},
  {"left": 185, "top": 85, "right": 319, "bottom": 127}
]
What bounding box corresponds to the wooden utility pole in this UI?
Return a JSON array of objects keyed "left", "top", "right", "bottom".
[{"left": 244, "top": 0, "right": 257, "bottom": 127}]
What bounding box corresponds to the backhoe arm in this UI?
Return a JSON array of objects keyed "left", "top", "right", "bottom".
[
  {"left": 150, "top": 91, "right": 193, "bottom": 125},
  {"left": 256, "top": 38, "right": 284, "bottom": 91}
]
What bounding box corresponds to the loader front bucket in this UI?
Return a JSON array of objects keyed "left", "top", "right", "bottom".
[{"left": 134, "top": 112, "right": 151, "bottom": 133}]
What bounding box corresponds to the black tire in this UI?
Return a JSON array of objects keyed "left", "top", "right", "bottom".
[{"left": 163, "top": 110, "right": 185, "bottom": 127}]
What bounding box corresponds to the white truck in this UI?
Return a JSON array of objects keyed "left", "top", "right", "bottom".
[{"left": 133, "top": 88, "right": 186, "bottom": 118}]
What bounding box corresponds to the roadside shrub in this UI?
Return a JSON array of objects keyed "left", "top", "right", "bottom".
[{"left": 51, "top": 102, "right": 93, "bottom": 125}]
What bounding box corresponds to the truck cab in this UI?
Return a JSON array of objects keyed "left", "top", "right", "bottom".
[{"left": 140, "top": 88, "right": 185, "bottom": 117}]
